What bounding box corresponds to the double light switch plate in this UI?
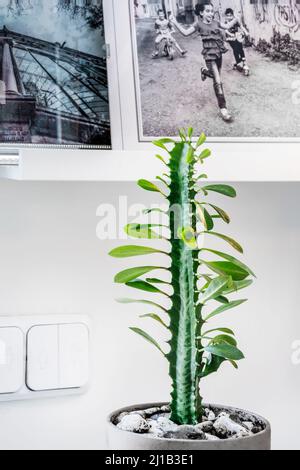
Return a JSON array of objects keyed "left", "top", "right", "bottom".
[{"left": 0, "top": 315, "right": 90, "bottom": 402}]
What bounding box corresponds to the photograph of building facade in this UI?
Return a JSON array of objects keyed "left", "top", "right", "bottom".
[
  {"left": 0, "top": 0, "right": 111, "bottom": 148},
  {"left": 132, "top": 0, "right": 300, "bottom": 139}
]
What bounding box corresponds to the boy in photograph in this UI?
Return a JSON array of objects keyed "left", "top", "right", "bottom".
[
  {"left": 152, "top": 9, "right": 187, "bottom": 58},
  {"left": 224, "top": 8, "right": 250, "bottom": 73}
]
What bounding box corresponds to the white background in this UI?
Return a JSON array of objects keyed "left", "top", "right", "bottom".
[{"left": 0, "top": 180, "right": 299, "bottom": 450}]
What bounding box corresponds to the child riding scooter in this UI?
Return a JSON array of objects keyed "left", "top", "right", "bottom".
[{"left": 224, "top": 8, "right": 250, "bottom": 76}]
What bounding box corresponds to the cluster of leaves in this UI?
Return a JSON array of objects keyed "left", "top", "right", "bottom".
[
  {"left": 57, "top": 0, "right": 104, "bottom": 34},
  {"left": 7, "top": 0, "right": 33, "bottom": 16},
  {"left": 256, "top": 28, "right": 300, "bottom": 67},
  {"left": 109, "top": 129, "right": 254, "bottom": 423}
]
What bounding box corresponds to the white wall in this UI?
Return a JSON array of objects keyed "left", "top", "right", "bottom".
[{"left": 0, "top": 180, "right": 299, "bottom": 450}]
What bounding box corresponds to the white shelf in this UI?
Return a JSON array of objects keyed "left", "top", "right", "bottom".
[{"left": 0, "top": 142, "right": 299, "bottom": 182}]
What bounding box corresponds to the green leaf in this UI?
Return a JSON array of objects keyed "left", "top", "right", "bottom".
[
  {"left": 116, "top": 298, "right": 169, "bottom": 313},
  {"left": 201, "top": 354, "right": 239, "bottom": 378},
  {"left": 153, "top": 141, "right": 167, "bottom": 152},
  {"left": 204, "top": 204, "right": 230, "bottom": 224},
  {"left": 201, "top": 261, "right": 249, "bottom": 281},
  {"left": 186, "top": 146, "right": 195, "bottom": 164},
  {"left": 196, "top": 133, "right": 206, "bottom": 148},
  {"left": 199, "top": 149, "right": 211, "bottom": 161},
  {"left": 202, "top": 184, "right": 237, "bottom": 198},
  {"left": 210, "top": 334, "right": 237, "bottom": 347},
  {"left": 143, "top": 208, "right": 167, "bottom": 215},
  {"left": 155, "top": 138, "right": 175, "bottom": 144},
  {"left": 156, "top": 176, "right": 169, "bottom": 186},
  {"left": 125, "top": 224, "right": 163, "bottom": 240},
  {"left": 187, "top": 127, "right": 194, "bottom": 138},
  {"left": 203, "top": 232, "right": 243, "bottom": 254},
  {"left": 215, "top": 295, "right": 229, "bottom": 304},
  {"left": 178, "top": 226, "right": 198, "bottom": 250},
  {"left": 140, "top": 313, "right": 169, "bottom": 329},
  {"left": 200, "top": 249, "right": 255, "bottom": 277},
  {"left": 138, "top": 179, "right": 165, "bottom": 194},
  {"left": 130, "top": 327, "right": 165, "bottom": 354},
  {"left": 153, "top": 139, "right": 175, "bottom": 152},
  {"left": 178, "top": 129, "right": 186, "bottom": 141},
  {"left": 155, "top": 154, "right": 168, "bottom": 165},
  {"left": 126, "top": 279, "right": 166, "bottom": 294},
  {"left": 196, "top": 204, "right": 214, "bottom": 231},
  {"left": 146, "top": 278, "right": 170, "bottom": 285},
  {"left": 109, "top": 245, "right": 165, "bottom": 258},
  {"left": 203, "top": 327, "right": 235, "bottom": 336},
  {"left": 199, "top": 276, "right": 230, "bottom": 304},
  {"left": 114, "top": 266, "right": 165, "bottom": 284},
  {"left": 201, "top": 355, "right": 226, "bottom": 378},
  {"left": 205, "top": 343, "right": 244, "bottom": 361},
  {"left": 200, "top": 274, "right": 213, "bottom": 285},
  {"left": 223, "top": 279, "right": 253, "bottom": 295},
  {"left": 204, "top": 299, "right": 247, "bottom": 321}
]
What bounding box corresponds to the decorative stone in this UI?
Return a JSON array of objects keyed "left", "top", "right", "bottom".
[
  {"left": 213, "top": 413, "right": 250, "bottom": 438},
  {"left": 115, "top": 412, "right": 128, "bottom": 424},
  {"left": 155, "top": 417, "right": 178, "bottom": 434},
  {"left": 243, "top": 421, "right": 254, "bottom": 432},
  {"left": 205, "top": 433, "right": 220, "bottom": 441},
  {"left": 204, "top": 408, "right": 216, "bottom": 422},
  {"left": 252, "top": 425, "right": 264, "bottom": 434},
  {"left": 148, "top": 419, "right": 164, "bottom": 437},
  {"left": 151, "top": 412, "right": 170, "bottom": 421},
  {"left": 160, "top": 405, "right": 171, "bottom": 413},
  {"left": 164, "top": 426, "right": 207, "bottom": 441},
  {"left": 144, "top": 407, "right": 162, "bottom": 417},
  {"left": 130, "top": 410, "right": 147, "bottom": 419},
  {"left": 117, "top": 414, "right": 150, "bottom": 434},
  {"left": 195, "top": 421, "right": 214, "bottom": 433}
]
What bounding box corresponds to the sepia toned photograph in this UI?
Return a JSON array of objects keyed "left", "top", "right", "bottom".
[
  {"left": 0, "top": 0, "right": 111, "bottom": 148},
  {"left": 131, "top": 0, "right": 300, "bottom": 140}
]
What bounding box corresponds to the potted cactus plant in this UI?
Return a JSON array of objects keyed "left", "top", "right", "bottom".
[{"left": 107, "top": 130, "right": 271, "bottom": 450}]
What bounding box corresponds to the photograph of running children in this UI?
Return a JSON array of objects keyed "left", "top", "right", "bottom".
[{"left": 131, "top": 0, "right": 300, "bottom": 140}]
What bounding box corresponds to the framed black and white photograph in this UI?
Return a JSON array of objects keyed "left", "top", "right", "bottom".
[
  {"left": 129, "top": 0, "right": 300, "bottom": 142},
  {"left": 0, "top": 0, "right": 111, "bottom": 149}
]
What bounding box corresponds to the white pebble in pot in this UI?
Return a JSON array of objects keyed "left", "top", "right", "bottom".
[
  {"left": 117, "top": 414, "right": 150, "bottom": 433},
  {"left": 213, "top": 413, "right": 250, "bottom": 438}
]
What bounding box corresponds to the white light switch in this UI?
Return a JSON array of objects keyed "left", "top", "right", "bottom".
[
  {"left": 0, "top": 327, "right": 24, "bottom": 394},
  {"left": 26, "top": 323, "right": 89, "bottom": 392},
  {"left": 26, "top": 325, "right": 59, "bottom": 392},
  {"left": 59, "top": 324, "right": 89, "bottom": 389}
]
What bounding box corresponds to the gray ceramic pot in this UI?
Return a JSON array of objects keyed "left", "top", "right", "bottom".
[{"left": 107, "top": 403, "right": 271, "bottom": 450}]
